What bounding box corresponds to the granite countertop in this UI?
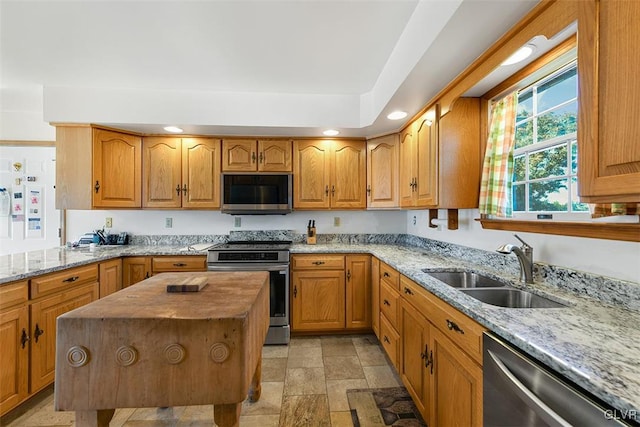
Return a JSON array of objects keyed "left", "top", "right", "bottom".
[{"left": 1, "top": 241, "right": 639, "bottom": 417}]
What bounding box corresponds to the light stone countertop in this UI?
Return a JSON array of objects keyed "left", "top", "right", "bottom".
[{"left": 1, "top": 242, "right": 639, "bottom": 418}]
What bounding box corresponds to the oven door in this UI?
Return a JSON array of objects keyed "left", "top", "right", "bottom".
[{"left": 207, "top": 263, "right": 289, "bottom": 326}]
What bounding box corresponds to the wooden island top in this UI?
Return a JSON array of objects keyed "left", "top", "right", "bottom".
[{"left": 54, "top": 271, "right": 270, "bottom": 427}]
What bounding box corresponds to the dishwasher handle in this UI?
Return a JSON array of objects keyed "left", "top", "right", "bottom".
[{"left": 486, "top": 349, "right": 572, "bottom": 427}]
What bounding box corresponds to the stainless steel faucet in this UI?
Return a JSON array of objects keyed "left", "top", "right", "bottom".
[{"left": 496, "top": 234, "right": 534, "bottom": 284}]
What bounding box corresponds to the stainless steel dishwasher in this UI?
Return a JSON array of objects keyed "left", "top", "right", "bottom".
[{"left": 483, "top": 333, "right": 637, "bottom": 427}]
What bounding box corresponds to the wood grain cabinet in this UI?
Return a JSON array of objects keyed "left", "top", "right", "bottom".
[
  {"left": 290, "top": 254, "right": 370, "bottom": 332},
  {"left": 293, "top": 140, "right": 366, "bottom": 209},
  {"left": 55, "top": 125, "right": 142, "bottom": 209},
  {"left": 143, "top": 137, "right": 221, "bottom": 209},
  {"left": 366, "top": 135, "right": 399, "bottom": 209},
  {"left": 371, "top": 257, "right": 380, "bottom": 338},
  {"left": 99, "top": 258, "right": 122, "bottom": 298},
  {"left": 400, "top": 110, "right": 438, "bottom": 208},
  {"left": 222, "top": 139, "right": 292, "bottom": 172},
  {"left": 151, "top": 256, "right": 207, "bottom": 273},
  {"left": 378, "top": 261, "right": 401, "bottom": 369},
  {"left": 578, "top": 0, "right": 640, "bottom": 202},
  {"left": 122, "top": 257, "right": 152, "bottom": 288},
  {"left": 0, "top": 281, "right": 29, "bottom": 415}
]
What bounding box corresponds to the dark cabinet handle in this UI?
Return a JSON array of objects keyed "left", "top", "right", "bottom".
[
  {"left": 312, "top": 261, "right": 325, "bottom": 265},
  {"left": 426, "top": 350, "right": 433, "bottom": 374},
  {"left": 34, "top": 324, "right": 44, "bottom": 343},
  {"left": 366, "top": 185, "right": 371, "bottom": 195},
  {"left": 446, "top": 319, "right": 465, "bottom": 334},
  {"left": 421, "top": 344, "right": 428, "bottom": 363},
  {"left": 331, "top": 185, "right": 335, "bottom": 196},
  {"left": 293, "top": 285, "right": 297, "bottom": 298},
  {"left": 145, "top": 272, "right": 150, "bottom": 279},
  {"left": 182, "top": 184, "right": 187, "bottom": 194},
  {"left": 176, "top": 185, "right": 181, "bottom": 195},
  {"left": 94, "top": 181, "right": 100, "bottom": 193},
  {"left": 325, "top": 185, "right": 329, "bottom": 196},
  {"left": 347, "top": 270, "right": 351, "bottom": 281},
  {"left": 252, "top": 152, "right": 256, "bottom": 163},
  {"left": 383, "top": 272, "right": 390, "bottom": 278},
  {"left": 403, "top": 287, "right": 414, "bottom": 295},
  {"left": 259, "top": 152, "right": 264, "bottom": 163},
  {"left": 173, "top": 263, "right": 187, "bottom": 267},
  {"left": 383, "top": 335, "right": 390, "bottom": 344},
  {"left": 63, "top": 276, "right": 79, "bottom": 283},
  {"left": 383, "top": 299, "right": 391, "bottom": 306},
  {"left": 21, "top": 329, "right": 30, "bottom": 349}
]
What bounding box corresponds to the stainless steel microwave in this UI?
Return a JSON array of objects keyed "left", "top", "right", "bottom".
[{"left": 221, "top": 173, "right": 292, "bottom": 215}]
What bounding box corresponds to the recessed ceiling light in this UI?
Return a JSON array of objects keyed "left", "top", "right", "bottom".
[
  {"left": 164, "top": 126, "right": 183, "bottom": 133},
  {"left": 387, "top": 111, "right": 408, "bottom": 120},
  {"left": 501, "top": 45, "right": 534, "bottom": 66},
  {"left": 323, "top": 129, "right": 339, "bottom": 136}
]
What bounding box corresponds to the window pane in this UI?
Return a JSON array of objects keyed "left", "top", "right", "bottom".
[
  {"left": 517, "top": 89, "right": 533, "bottom": 122},
  {"left": 571, "top": 177, "right": 589, "bottom": 211},
  {"left": 513, "top": 155, "right": 526, "bottom": 182},
  {"left": 537, "top": 66, "right": 577, "bottom": 112},
  {"left": 529, "top": 178, "right": 568, "bottom": 211},
  {"left": 571, "top": 140, "right": 578, "bottom": 174},
  {"left": 513, "top": 183, "right": 526, "bottom": 211},
  {"left": 515, "top": 121, "right": 533, "bottom": 149},
  {"left": 537, "top": 100, "right": 577, "bottom": 142},
  {"left": 529, "top": 144, "right": 568, "bottom": 180}
]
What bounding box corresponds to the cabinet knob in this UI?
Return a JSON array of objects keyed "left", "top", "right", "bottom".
[
  {"left": 383, "top": 299, "right": 391, "bottom": 306},
  {"left": 21, "top": 329, "right": 30, "bottom": 349},
  {"left": 331, "top": 185, "right": 335, "bottom": 196},
  {"left": 293, "top": 285, "right": 297, "bottom": 298},
  {"left": 63, "top": 276, "right": 79, "bottom": 283},
  {"left": 403, "top": 287, "right": 414, "bottom": 295},
  {"left": 34, "top": 324, "right": 44, "bottom": 343},
  {"left": 346, "top": 270, "right": 351, "bottom": 281},
  {"left": 366, "top": 185, "right": 371, "bottom": 195},
  {"left": 173, "top": 263, "right": 187, "bottom": 267},
  {"left": 325, "top": 185, "right": 329, "bottom": 196},
  {"left": 252, "top": 152, "right": 256, "bottom": 163},
  {"left": 383, "top": 272, "right": 390, "bottom": 278},
  {"left": 182, "top": 184, "right": 188, "bottom": 194},
  {"left": 176, "top": 185, "right": 182, "bottom": 195},
  {"left": 383, "top": 335, "right": 390, "bottom": 344},
  {"left": 446, "top": 319, "right": 465, "bottom": 334},
  {"left": 312, "top": 261, "right": 325, "bottom": 265},
  {"left": 94, "top": 181, "right": 100, "bottom": 193},
  {"left": 259, "top": 152, "right": 264, "bottom": 163}
]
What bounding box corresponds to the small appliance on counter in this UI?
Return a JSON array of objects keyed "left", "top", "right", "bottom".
[
  {"left": 306, "top": 220, "right": 316, "bottom": 245},
  {"left": 77, "top": 230, "right": 129, "bottom": 246}
]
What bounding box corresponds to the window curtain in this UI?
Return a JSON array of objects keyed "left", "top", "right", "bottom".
[{"left": 479, "top": 93, "right": 518, "bottom": 217}]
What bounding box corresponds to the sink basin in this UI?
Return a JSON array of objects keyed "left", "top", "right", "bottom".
[
  {"left": 459, "top": 288, "right": 567, "bottom": 308},
  {"left": 424, "top": 270, "right": 508, "bottom": 288}
]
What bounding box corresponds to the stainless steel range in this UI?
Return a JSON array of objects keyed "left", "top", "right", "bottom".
[{"left": 207, "top": 240, "right": 290, "bottom": 345}]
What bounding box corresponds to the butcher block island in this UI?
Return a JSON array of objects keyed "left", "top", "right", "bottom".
[{"left": 54, "top": 271, "right": 270, "bottom": 427}]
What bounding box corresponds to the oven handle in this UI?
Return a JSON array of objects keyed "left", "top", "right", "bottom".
[
  {"left": 486, "top": 349, "right": 572, "bottom": 427},
  {"left": 208, "top": 263, "right": 289, "bottom": 272}
]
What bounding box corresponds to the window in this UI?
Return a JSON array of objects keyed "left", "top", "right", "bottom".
[{"left": 511, "top": 61, "right": 588, "bottom": 216}]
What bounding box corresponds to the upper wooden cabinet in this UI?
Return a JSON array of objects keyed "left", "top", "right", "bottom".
[
  {"left": 293, "top": 139, "right": 366, "bottom": 209},
  {"left": 578, "top": 0, "right": 640, "bottom": 202},
  {"left": 222, "top": 139, "right": 292, "bottom": 172},
  {"left": 143, "top": 137, "right": 221, "bottom": 209},
  {"left": 400, "top": 111, "right": 438, "bottom": 208},
  {"left": 56, "top": 125, "right": 142, "bottom": 209},
  {"left": 367, "top": 134, "right": 399, "bottom": 209}
]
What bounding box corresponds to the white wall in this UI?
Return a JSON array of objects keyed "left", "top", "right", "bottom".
[
  {"left": 65, "top": 209, "right": 407, "bottom": 242},
  {"left": 0, "top": 88, "right": 56, "bottom": 141},
  {"left": 406, "top": 209, "right": 640, "bottom": 284}
]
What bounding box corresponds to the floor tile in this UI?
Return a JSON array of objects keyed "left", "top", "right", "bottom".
[
  {"left": 263, "top": 357, "right": 288, "bottom": 381},
  {"left": 127, "top": 406, "right": 186, "bottom": 421},
  {"left": 351, "top": 335, "right": 380, "bottom": 348},
  {"left": 289, "top": 337, "right": 322, "bottom": 348},
  {"left": 323, "top": 355, "right": 365, "bottom": 380},
  {"left": 287, "top": 346, "right": 324, "bottom": 368},
  {"left": 330, "top": 411, "right": 355, "bottom": 427},
  {"left": 284, "top": 368, "right": 326, "bottom": 395},
  {"left": 325, "top": 379, "right": 369, "bottom": 412},
  {"left": 241, "top": 382, "right": 284, "bottom": 416},
  {"left": 321, "top": 341, "right": 357, "bottom": 357},
  {"left": 238, "top": 414, "right": 281, "bottom": 426},
  {"left": 15, "top": 405, "right": 74, "bottom": 426},
  {"left": 363, "top": 365, "right": 401, "bottom": 388},
  {"left": 263, "top": 345, "right": 289, "bottom": 359},
  {"left": 354, "top": 343, "right": 388, "bottom": 366},
  {"left": 279, "top": 395, "right": 330, "bottom": 427}
]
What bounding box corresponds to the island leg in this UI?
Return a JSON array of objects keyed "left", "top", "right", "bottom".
[
  {"left": 214, "top": 403, "right": 241, "bottom": 427},
  {"left": 75, "top": 409, "right": 115, "bottom": 427},
  {"left": 248, "top": 354, "right": 262, "bottom": 402}
]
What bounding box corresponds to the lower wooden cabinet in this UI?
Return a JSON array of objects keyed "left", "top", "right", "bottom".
[
  {"left": 371, "top": 257, "right": 380, "bottom": 338},
  {"left": 151, "top": 256, "right": 207, "bottom": 273},
  {"left": 399, "top": 299, "right": 430, "bottom": 417},
  {"left": 0, "top": 298, "right": 29, "bottom": 415},
  {"left": 291, "top": 254, "right": 371, "bottom": 333},
  {"left": 99, "top": 259, "right": 122, "bottom": 298},
  {"left": 122, "top": 257, "right": 152, "bottom": 287}
]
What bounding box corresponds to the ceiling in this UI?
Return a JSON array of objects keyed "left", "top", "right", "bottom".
[{"left": 1, "top": 0, "right": 541, "bottom": 138}]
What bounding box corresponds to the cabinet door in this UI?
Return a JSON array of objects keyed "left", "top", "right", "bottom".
[
  {"left": 293, "top": 140, "right": 331, "bottom": 209},
  {"left": 345, "top": 254, "right": 371, "bottom": 329},
  {"left": 258, "top": 139, "right": 292, "bottom": 172},
  {"left": 331, "top": 140, "right": 366, "bottom": 209},
  {"left": 99, "top": 259, "right": 122, "bottom": 298},
  {"left": 430, "top": 327, "right": 483, "bottom": 427},
  {"left": 399, "top": 128, "right": 415, "bottom": 207},
  {"left": 415, "top": 114, "right": 438, "bottom": 207},
  {"left": 371, "top": 257, "right": 380, "bottom": 338},
  {"left": 367, "top": 135, "right": 399, "bottom": 208},
  {"left": 291, "top": 270, "right": 345, "bottom": 331},
  {"left": 142, "top": 137, "right": 182, "bottom": 208},
  {"left": 92, "top": 129, "right": 142, "bottom": 208},
  {"left": 0, "top": 305, "right": 29, "bottom": 415},
  {"left": 122, "top": 257, "right": 151, "bottom": 288},
  {"left": 182, "top": 138, "right": 221, "bottom": 209},
  {"left": 578, "top": 0, "right": 640, "bottom": 202},
  {"left": 30, "top": 283, "right": 98, "bottom": 393},
  {"left": 222, "top": 139, "right": 257, "bottom": 171},
  {"left": 399, "top": 299, "right": 430, "bottom": 419}
]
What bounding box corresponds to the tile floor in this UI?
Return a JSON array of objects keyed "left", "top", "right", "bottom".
[{"left": 4, "top": 334, "right": 401, "bottom": 427}]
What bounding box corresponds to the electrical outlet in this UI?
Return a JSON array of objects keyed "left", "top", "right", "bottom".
[
  {"left": 105, "top": 217, "right": 112, "bottom": 228},
  {"left": 165, "top": 217, "right": 173, "bottom": 228},
  {"left": 333, "top": 217, "right": 340, "bottom": 227},
  {"left": 234, "top": 217, "right": 242, "bottom": 227}
]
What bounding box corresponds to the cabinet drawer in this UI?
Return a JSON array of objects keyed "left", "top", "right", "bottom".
[
  {"left": 380, "top": 262, "right": 399, "bottom": 290},
  {"left": 152, "top": 256, "right": 206, "bottom": 272},
  {"left": 380, "top": 313, "right": 400, "bottom": 370},
  {"left": 380, "top": 280, "right": 400, "bottom": 329},
  {"left": 291, "top": 254, "right": 345, "bottom": 270},
  {"left": 31, "top": 264, "right": 99, "bottom": 299},
  {"left": 0, "top": 280, "right": 28, "bottom": 309},
  {"left": 401, "top": 275, "right": 486, "bottom": 363}
]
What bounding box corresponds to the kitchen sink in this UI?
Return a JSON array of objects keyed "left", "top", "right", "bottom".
[
  {"left": 459, "top": 288, "right": 567, "bottom": 308},
  {"left": 424, "top": 270, "right": 508, "bottom": 288}
]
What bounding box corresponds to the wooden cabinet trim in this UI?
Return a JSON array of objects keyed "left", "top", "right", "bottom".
[
  {"left": 0, "top": 281, "right": 28, "bottom": 310},
  {"left": 30, "top": 264, "right": 99, "bottom": 300}
]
